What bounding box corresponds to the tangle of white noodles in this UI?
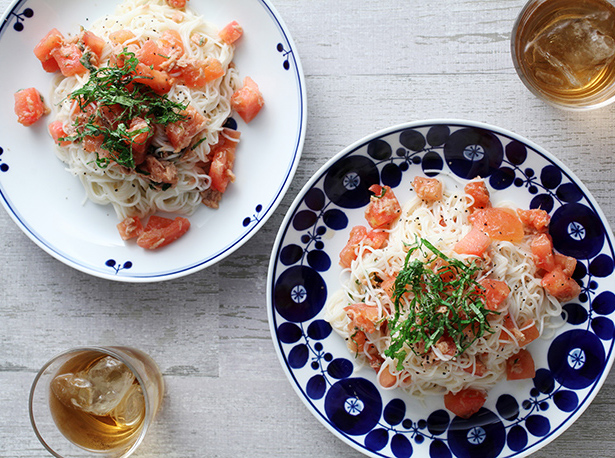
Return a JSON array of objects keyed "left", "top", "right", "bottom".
[
  {"left": 49, "top": 0, "right": 241, "bottom": 219},
  {"left": 324, "top": 181, "right": 564, "bottom": 398}
]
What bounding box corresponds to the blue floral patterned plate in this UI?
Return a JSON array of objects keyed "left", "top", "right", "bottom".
[
  {"left": 0, "top": 0, "right": 305, "bottom": 281},
  {"left": 267, "top": 120, "right": 615, "bottom": 458}
]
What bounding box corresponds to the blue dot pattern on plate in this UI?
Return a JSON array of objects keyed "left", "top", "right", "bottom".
[{"left": 269, "top": 122, "right": 615, "bottom": 458}]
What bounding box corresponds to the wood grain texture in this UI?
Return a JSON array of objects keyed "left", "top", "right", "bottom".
[{"left": 1, "top": 0, "right": 615, "bottom": 456}]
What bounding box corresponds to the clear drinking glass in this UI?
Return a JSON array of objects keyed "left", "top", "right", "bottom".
[
  {"left": 29, "top": 346, "right": 164, "bottom": 458},
  {"left": 511, "top": 0, "right": 615, "bottom": 110}
]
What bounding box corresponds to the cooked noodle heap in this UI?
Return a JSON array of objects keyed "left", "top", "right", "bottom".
[
  {"left": 50, "top": 0, "right": 241, "bottom": 219},
  {"left": 325, "top": 178, "right": 566, "bottom": 399}
]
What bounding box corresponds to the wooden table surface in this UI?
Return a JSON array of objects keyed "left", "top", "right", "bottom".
[{"left": 2, "top": 0, "right": 615, "bottom": 457}]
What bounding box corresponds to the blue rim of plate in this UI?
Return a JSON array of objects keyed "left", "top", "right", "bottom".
[
  {"left": 267, "top": 119, "right": 615, "bottom": 458},
  {"left": 0, "top": 0, "right": 306, "bottom": 282}
]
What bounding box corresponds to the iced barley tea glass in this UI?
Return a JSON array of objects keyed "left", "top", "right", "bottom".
[
  {"left": 512, "top": 0, "right": 615, "bottom": 109},
  {"left": 29, "top": 347, "right": 164, "bottom": 458}
]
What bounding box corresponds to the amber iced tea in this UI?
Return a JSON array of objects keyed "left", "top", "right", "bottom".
[
  {"left": 512, "top": 0, "right": 615, "bottom": 109},
  {"left": 30, "top": 347, "right": 164, "bottom": 458}
]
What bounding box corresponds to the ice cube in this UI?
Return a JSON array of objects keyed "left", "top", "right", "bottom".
[
  {"left": 110, "top": 383, "right": 145, "bottom": 427},
  {"left": 51, "top": 356, "right": 136, "bottom": 416},
  {"left": 524, "top": 12, "right": 615, "bottom": 89}
]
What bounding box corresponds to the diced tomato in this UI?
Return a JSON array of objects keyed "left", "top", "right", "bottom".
[
  {"left": 499, "top": 315, "right": 540, "bottom": 347},
  {"left": 554, "top": 252, "right": 577, "bottom": 277},
  {"left": 344, "top": 303, "right": 379, "bottom": 334},
  {"left": 499, "top": 313, "right": 524, "bottom": 344},
  {"left": 478, "top": 278, "right": 510, "bottom": 311},
  {"left": 209, "top": 128, "right": 241, "bottom": 193},
  {"left": 339, "top": 225, "right": 368, "bottom": 269},
  {"left": 471, "top": 207, "right": 524, "bottom": 243},
  {"left": 136, "top": 39, "right": 168, "bottom": 70},
  {"left": 530, "top": 233, "right": 555, "bottom": 271},
  {"left": 219, "top": 21, "right": 243, "bottom": 44},
  {"left": 140, "top": 156, "right": 178, "bottom": 185},
  {"left": 542, "top": 267, "right": 581, "bottom": 302},
  {"left": 519, "top": 320, "right": 540, "bottom": 346},
  {"left": 364, "top": 184, "right": 401, "bottom": 229},
  {"left": 82, "top": 30, "right": 106, "bottom": 59},
  {"left": 48, "top": 120, "right": 72, "bottom": 146},
  {"left": 165, "top": 105, "right": 209, "bottom": 151},
  {"left": 444, "top": 389, "right": 487, "bottom": 419},
  {"left": 166, "top": 0, "right": 187, "bottom": 8},
  {"left": 136, "top": 216, "right": 190, "bottom": 249},
  {"left": 230, "top": 76, "right": 264, "bottom": 123},
  {"left": 83, "top": 134, "right": 104, "bottom": 152},
  {"left": 506, "top": 349, "right": 536, "bottom": 380},
  {"left": 144, "top": 215, "right": 174, "bottom": 231},
  {"left": 159, "top": 29, "right": 185, "bottom": 58},
  {"left": 133, "top": 63, "right": 173, "bottom": 94},
  {"left": 179, "top": 57, "right": 225, "bottom": 88},
  {"left": 434, "top": 335, "right": 457, "bottom": 359},
  {"left": 378, "top": 365, "right": 398, "bottom": 388},
  {"left": 14, "top": 88, "right": 48, "bottom": 126},
  {"left": 51, "top": 43, "right": 87, "bottom": 77},
  {"left": 454, "top": 227, "right": 491, "bottom": 256},
  {"left": 463, "top": 355, "right": 487, "bottom": 377},
  {"left": 126, "top": 117, "right": 153, "bottom": 165},
  {"left": 413, "top": 176, "right": 443, "bottom": 202},
  {"left": 33, "top": 28, "right": 64, "bottom": 72},
  {"left": 517, "top": 208, "right": 550, "bottom": 232},
  {"left": 117, "top": 216, "right": 144, "bottom": 240},
  {"left": 380, "top": 273, "right": 397, "bottom": 299},
  {"left": 364, "top": 229, "right": 389, "bottom": 251},
  {"left": 109, "top": 29, "right": 136, "bottom": 45},
  {"left": 347, "top": 329, "right": 368, "bottom": 354},
  {"left": 465, "top": 180, "right": 490, "bottom": 211}
]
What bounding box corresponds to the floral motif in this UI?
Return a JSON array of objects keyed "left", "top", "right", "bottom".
[{"left": 9, "top": 7, "right": 34, "bottom": 32}]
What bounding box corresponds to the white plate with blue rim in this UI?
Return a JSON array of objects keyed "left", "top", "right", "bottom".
[
  {"left": 267, "top": 120, "right": 615, "bottom": 458},
  {"left": 0, "top": 0, "right": 305, "bottom": 281}
]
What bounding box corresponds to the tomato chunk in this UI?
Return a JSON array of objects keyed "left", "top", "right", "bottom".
[
  {"left": 478, "top": 278, "right": 510, "bottom": 311},
  {"left": 144, "top": 215, "right": 174, "bottom": 231},
  {"left": 506, "top": 349, "right": 536, "bottom": 380},
  {"left": 48, "top": 121, "right": 72, "bottom": 146},
  {"left": 517, "top": 208, "right": 550, "bottom": 232},
  {"left": 209, "top": 128, "right": 241, "bottom": 193},
  {"left": 136, "top": 39, "right": 168, "bottom": 71},
  {"left": 364, "top": 229, "right": 388, "bottom": 251},
  {"left": 554, "top": 252, "right": 577, "bottom": 277},
  {"left": 82, "top": 30, "right": 106, "bottom": 59},
  {"left": 230, "top": 76, "right": 264, "bottom": 123},
  {"left": 339, "top": 225, "right": 368, "bottom": 269},
  {"left": 180, "top": 57, "right": 225, "bottom": 88},
  {"left": 364, "top": 185, "right": 401, "bottom": 229},
  {"left": 444, "top": 389, "right": 487, "bottom": 419},
  {"left": 454, "top": 227, "right": 491, "bottom": 256},
  {"left": 133, "top": 63, "right": 173, "bottom": 94},
  {"left": 109, "top": 29, "right": 136, "bottom": 45},
  {"left": 542, "top": 267, "right": 581, "bottom": 302},
  {"left": 531, "top": 233, "right": 555, "bottom": 271},
  {"left": 52, "top": 43, "right": 87, "bottom": 77},
  {"left": 159, "top": 29, "right": 185, "bottom": 58},
  {"left": 33, "top": 28, "right": 64, "bottom": 72},
  {"left": 219, "top": 21, "right": 243, "bottom": 44},
  {"left": 344, "top": 303, "right": 379, "bottom": 334},
  {"left": 413, "top": 176, "right": 443, "bottom": 202},
  {"left": 165, "top": 105, "right": 208, "bottom": 151},
  {"left": 136, "top": 216, "right": 190, "bottom": 249},
  {"left": 166, "top": 0, "right": 187, "bottom": 8},
  {"left": 14, "top": 88, "right": 48, "bottom": 126},
  {"left": 465, "top": 180, "right": 490, "bottom": 211},
  {"left": 471, "top": 207, "right": 524, "bottom": 243},
  {"left": 117, "top": 216, "right": 144, "bottom": 240}
]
